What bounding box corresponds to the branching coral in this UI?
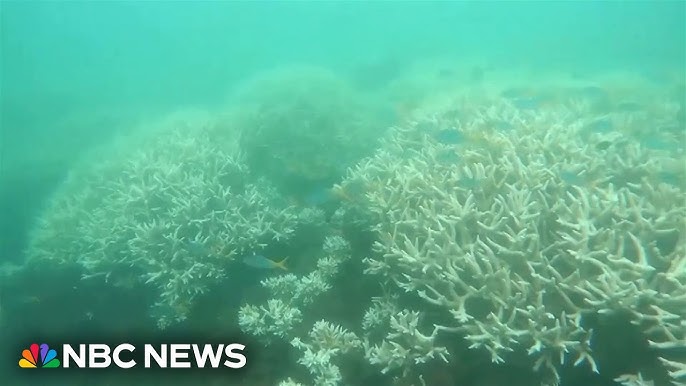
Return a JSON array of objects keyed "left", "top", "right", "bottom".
[
  {"left": 26, "top": 112, "right": 306, "bottom": 328},
  {"left": 615, "top": 372, "right": 656, "bottom": 386},
  {"left": 238, "top": 299, "right": 303, "bottom": 341},
  {"left": 291, "top": 321, "right": 362, "bottom": 386},
  {"left": 238, "top": 235, "right": 357, "bottom": 385},
  {"left": 339, "top": 94, "right": 685, "bottom": 384},
  {"left": 364, "top": 309, "right": 448, "bottom": 376}
]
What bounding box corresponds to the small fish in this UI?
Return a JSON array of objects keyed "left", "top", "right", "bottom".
[
  {"left": 595, "top": 140, "right": 612, "bottom": 151},
  {"left": 242, "top": 254, "right": 288, "bottom": 270},
  {"left": 434, "top": 129, "right": 464, "bottom": 145}
]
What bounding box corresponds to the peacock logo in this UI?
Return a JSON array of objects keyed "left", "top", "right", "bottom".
[{"left": 19, "top": 343, "right": 61, "bottom": 368}]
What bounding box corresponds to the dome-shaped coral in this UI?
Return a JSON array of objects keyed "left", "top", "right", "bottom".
[{"left": 231, "top": 66, "right": 391, "bottom": 199}]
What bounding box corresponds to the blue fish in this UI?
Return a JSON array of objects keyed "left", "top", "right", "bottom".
[{"left": 242, "top": 254, "right": 288, "bottom": 270}]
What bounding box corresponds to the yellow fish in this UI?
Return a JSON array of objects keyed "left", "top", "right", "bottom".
[{"left": 242, "top": 254, "right": 288, "bottom": 270}]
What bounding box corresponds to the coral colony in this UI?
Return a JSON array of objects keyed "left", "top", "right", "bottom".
[{"left": 25, "top": 67, "right": 685, "bottom": 386}]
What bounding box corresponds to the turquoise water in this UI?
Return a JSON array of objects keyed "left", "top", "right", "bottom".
[{"left": 1, "top": 2, "right": 684, "bottom": 386}]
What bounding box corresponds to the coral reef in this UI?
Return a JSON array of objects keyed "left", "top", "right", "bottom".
[
  {"left": 239, "top": 82, "right": 685, "bottom": 385},
  {"left": 18, "top": 65, "right": 685, "bottom": 386},
  {"left": 26, "top": 112, "right": 308, "bottom": 328},
  {"left": 339, "top": 92, "right": 685, "bottom": 385}
]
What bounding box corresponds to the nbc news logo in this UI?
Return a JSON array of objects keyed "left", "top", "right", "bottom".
[
  {"left": 19, "top": 342, "right": 247, "bottom": 369},
  {"left": 19, "top": 343, "right": 60, "bottom": 368}
]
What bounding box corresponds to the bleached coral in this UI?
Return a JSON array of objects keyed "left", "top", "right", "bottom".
[
  {"left": 659, "top": 357, "right": 686, "bottom": 386},
  {"left": 341, "top": 94, "right": 686, "bottom": 383},
  {"left": 238, "top": 299, "right": 303, "bottom": 341},
  {"left": 237, "top": 236, "right": 350, "bottom": 317},
  {"left": 364, "top": 310, "right": 448, "bottom": 376},
  {"left": 238, "top": 235, "right": 356, "bottom": 385},
  {"left": 26, "top": 112, "right": 304, "bottom": 328},
  {"left": 362, "top": 292, "right": 400, "bottom": 332},
  {"left": 615, "top": 373, "right": 656, "bottom": 386},
  {"left": 236, "top": 79, "right": 684, "bottom": 385},
  {"left": 249, "top": 235, "right": 351, "bottom": 308},
  {"left": 291, "top": 321, "right": 362, "bottom": 386},
  {"left": 277, "top": 378, "right": 308, "bottom": 386}
]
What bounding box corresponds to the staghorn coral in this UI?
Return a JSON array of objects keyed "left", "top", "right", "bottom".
[
  {"left": 615, "top": 373, "right": 656, "bottom": 386},
  {"left": 290, "top": 320, "right": 362, "bottom": 386},
  {"left": 364, "top": 309, "right": 448, "bottom": 376},
  {"left": 278, "top": 379, "right": 307, "bottom": 386},
  {"left": 238, "top": 299, "right": 303, "bottom": 342},
  {"left": 338, "top": 91, "right": 685, "bottom": 384},
  {"left": 26, "top": 111, "right": 306, "bottom": 329},
  {"left": 238, "top": 235, "right": 358, "bottom": 386}
]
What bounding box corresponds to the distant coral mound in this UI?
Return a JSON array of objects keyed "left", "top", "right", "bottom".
[{"left": 232, "top": 66, "right": 389, "bottom": 195}]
